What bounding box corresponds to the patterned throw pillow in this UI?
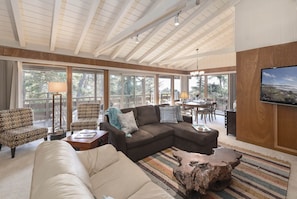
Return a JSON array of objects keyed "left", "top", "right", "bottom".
[
  {"left": 117, "top": 111, "right": 138, "bottom": 136},
  {"left": 159, "top": 106, "right": 178, "bottom": 123}
]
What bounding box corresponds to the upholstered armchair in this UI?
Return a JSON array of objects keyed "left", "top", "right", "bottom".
[{"left": 70, "top": 103, "right": 100, "bottom": 134}]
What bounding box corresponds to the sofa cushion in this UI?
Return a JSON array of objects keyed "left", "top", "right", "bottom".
[
  {"left": 167, "top": 122, "right": 218, "bottom": 144},
  {"left": 31, "top": 174, "right": 94, "bottom": 199},
  {"left": 159, "top": 106, "right": 178, "bottom": 123},
  {"left": 30, "top": 141, "right": 92, "bottom": 198},
  {"left": 77, "top": 144, "right": 119, "bottom": 176},
  {"left": 128, "top": 181, "right": 173, "bottom": 199},
  {"left": 136, "top": 105, "right": 159, "bottom": 126},
  {"left": 126, "top": 129, "right": 155, "bottom": 149},
  {"left": 139, "top": 123, "right": 174, "bottom": 140},
  {"left": 118, "top": 111, "right": 138, "bottom": 135},
  {"left": 90, "top": 152, "right": 151, "bottom": 199},
  {"left": 121, "top": 107, "right": 137, "bottom": 115}
]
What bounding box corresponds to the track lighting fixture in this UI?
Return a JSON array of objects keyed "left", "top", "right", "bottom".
[
  {"left": 174, "top": 12, "right": 180, "bottom": 26},
  {"left": 135, "top": 34, "right": 139, "bottom": 44}
]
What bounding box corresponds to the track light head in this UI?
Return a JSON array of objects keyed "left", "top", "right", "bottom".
[
  {"left": 135, "top": 34, "right": 139, "bottom": 44},
  {"left": 174, "top": 12, "right": 180, "bottom": 26}
]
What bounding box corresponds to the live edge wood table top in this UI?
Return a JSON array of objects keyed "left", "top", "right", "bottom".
[{"left": 63, "top": 130, "right": 108, "bottom": 151}]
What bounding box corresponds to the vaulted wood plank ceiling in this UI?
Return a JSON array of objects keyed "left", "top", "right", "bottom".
[{"left": 0, "top": 0, "right": 239, "bottom": 72}]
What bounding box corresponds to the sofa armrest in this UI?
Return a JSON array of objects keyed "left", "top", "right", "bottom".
[
  {"left": 182, "top": 115, "right": 192, "bottom": 123},
  {"left": 99, "top": 122, "right": 127, "bottom": 153}
]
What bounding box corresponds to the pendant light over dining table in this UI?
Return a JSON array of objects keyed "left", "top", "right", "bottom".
[{"left": 190, "top": 48, "right": 204, "bottom": 76}]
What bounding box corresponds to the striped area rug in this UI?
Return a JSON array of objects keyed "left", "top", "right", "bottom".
[{"left": 137, "top": 147, "right": 290, "bottom": 199}]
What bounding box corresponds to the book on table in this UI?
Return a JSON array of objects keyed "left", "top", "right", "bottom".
[
  {"left": 192, "top": 124, "right": 211, "bottom": 132},
  {"left": 74, "top": 129, "right": 97, "bottom": 139}
]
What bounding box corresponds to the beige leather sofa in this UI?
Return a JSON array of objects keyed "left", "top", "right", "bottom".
[{"left": 30, "top": 141, "right": 173, "bottom": 199}]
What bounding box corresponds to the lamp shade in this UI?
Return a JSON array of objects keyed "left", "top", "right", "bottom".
[
  {"left": 48, "top": 82, "right": 67, "bottom": 93},
  {"left": 180, "top": 92, "right": 189, "bottom": 99}
]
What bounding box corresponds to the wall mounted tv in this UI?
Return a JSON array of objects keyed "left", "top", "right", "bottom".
[{"left": 260, "top": 65, "right": 297, "bottom": 106}]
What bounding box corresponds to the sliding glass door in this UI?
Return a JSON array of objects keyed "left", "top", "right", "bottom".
[
  {"left": 207, "top": 75, "right": 228, "bottom": 112},
  {"left": 72, "top": 69, "right": 104, "bottom": 120},
  {"left": 159, "top": 76, "right": 171, "bottom": 104},
  {"left": 188, "top": 74, "right": 229, "bottom": 113},
  {"left": 23, "top": 65, "right": 67, "bottom": 128}
]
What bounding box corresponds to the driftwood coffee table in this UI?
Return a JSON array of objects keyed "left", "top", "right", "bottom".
[{"left": 173, "top": 147, "right": 242, "bottom": 197}]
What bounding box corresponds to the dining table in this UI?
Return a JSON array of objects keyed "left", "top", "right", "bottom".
[{"left": 176, "top": 100, "right": 216, "bottom": 125}]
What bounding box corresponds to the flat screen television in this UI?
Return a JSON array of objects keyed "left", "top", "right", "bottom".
[{"left": 260, "top": 65, "right": 297, "bottom": 106}]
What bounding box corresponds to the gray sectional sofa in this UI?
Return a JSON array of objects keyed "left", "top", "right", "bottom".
[{"left": 100, "top": 105, "right": 219, "bottom": 161}]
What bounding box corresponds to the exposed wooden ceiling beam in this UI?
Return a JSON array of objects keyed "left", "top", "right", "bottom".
[
  {"left": 10, "top": 0, "right": 25, "bottom": 47},
  {"left": 125, "top": 21, "right": 168, "bottom": 62},
  {"left": 74, "top": 0, "right": 101, "bottom": 55},
  {"left": 182, "top": 22, "right": 234, "bottom": 69},
  {"left": 161, "top": 48, "right": 235, "bottom": 64},
  {"left": 93, "top": 0, "right": 189, "bottom": 57},
  {"left": 50, "top": 0, "right": 61, "bottom": 51},
  {"left": 161, "top": 0, "right": 238, "bottom": 63},
  {"left": 111, "top": 40, "right": 129, "bottom": 59},
  {"left": 109, "top": 0, "right": 167, "bottom": 61},
  {"left": 0, "top": 45, "right": 189, "bottom": 75},
  {"left": 138, "top": 0, "right": 212, "bottom": 64},
  {"left": 159, "top": 13, "right": 234, "bottom": 65},
  {"left": 95, "top": 0, "right": 134, "bottom": 57},
  {"left": 183, "top": 24, "right": 234, "bottom": 70},
  {"left": 106, "top": 0, "right": 134, "bottom": 41}
]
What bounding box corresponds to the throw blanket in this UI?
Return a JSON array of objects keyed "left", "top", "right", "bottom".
[{"left": 105, "top": 107, "right": 122, "bottom": 129}]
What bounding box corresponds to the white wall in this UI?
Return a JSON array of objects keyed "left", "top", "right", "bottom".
[{"left": 235, "top": 0, "right": 297, "bottom": 52}]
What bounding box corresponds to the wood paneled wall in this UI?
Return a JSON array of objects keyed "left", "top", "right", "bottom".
[{"left": 236, "top": 41, "right": 297, "bottom": 156}]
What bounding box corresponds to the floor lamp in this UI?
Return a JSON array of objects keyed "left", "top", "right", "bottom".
[{"left": 48, "top": 82, "right": 67, "bottom": 140}]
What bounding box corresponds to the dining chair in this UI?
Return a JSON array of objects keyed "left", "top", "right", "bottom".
[{"left": 197, "top": 103, "right": 213, "bottom": 123}]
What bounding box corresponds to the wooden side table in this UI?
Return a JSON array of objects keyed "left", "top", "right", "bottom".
[{"left": 62, "top": 130, "right": 108, "bottom": 151}]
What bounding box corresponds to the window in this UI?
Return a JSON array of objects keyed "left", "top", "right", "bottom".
[
  {"left": 189, "top": 74, "right": 229, "bottom": 113},
  {"left": 109, "top": 73, "right": 155, "bottom": 108},
  {"left": 159, "top": 76, "right": 171, "bottom": 104},
  {"left": 23, "top": 65, "right": 67, "bottom": 129},
  {"left": 174, "top": 76, "right": 181, "bottom": 101},
  {"left": 207, "top": 74, "right": 228, "bottom": 112},
  {"left": 189, "top": 75, "right": 205, "bottom": 100},
  {"left": 72, "top": 69, "right": 104, "bottom": 120}
]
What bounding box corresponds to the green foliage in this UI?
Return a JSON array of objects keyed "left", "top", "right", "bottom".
[{"left": 23, "top": 69, "right": 66, "bottom": 99}]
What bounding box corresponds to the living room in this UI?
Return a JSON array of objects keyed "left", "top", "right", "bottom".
[{"left": 1, "top": 0, "right": 297, "bottom": 198}]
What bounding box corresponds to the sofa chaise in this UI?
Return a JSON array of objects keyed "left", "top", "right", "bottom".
[
  {"left": 30, "top": 141, "right": 174, "bottom": 199},
  {"left": 100, "top": 105, "right": 219, "bottom": 161}
]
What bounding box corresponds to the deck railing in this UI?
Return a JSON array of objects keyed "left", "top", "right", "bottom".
[{"left": 24, "top": 94, "right": 227, "bottom": 128}]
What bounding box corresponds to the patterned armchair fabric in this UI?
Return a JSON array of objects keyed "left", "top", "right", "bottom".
[
  {"left": 0, "top": 108, "right": 48, "bottom": 158},
  {"left": 70, "top": 103, "right": 100, "bottom": 133}
]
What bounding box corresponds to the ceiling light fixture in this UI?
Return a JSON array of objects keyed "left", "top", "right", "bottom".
[
  {"left": 174, "top": 12, "right": 180, "bottom": 26},
  {"left": 190, "top": 48, "right": 204, "bottom": 76},
  {"left": 135, "top": 34, "right": 139, "bottom": 44}
]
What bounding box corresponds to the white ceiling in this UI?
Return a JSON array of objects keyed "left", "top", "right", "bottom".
[{"left": 0, "top": 0, "right": 239, "bottom": 72}]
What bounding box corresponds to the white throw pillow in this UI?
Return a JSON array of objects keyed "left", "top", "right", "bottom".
[
  {"left": 159, "top": 106, "right": 178, "bottom": 123},
  {"left": 117, "top": 111, "right": 139, "bottom": 135}
]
